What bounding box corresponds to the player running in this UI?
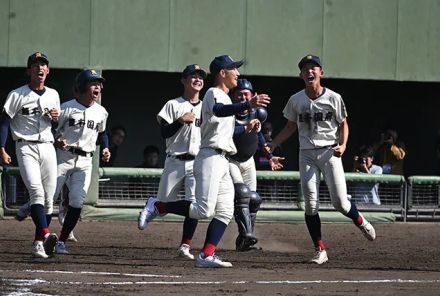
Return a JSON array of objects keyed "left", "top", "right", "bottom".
[
  {"left": 269, "top": 54, "right": 376, "bottom": 264},
  {"left": 138, "top": 55, "right": 270, "bottom": 268},
  {"left": 138, "top": 64, "right": 207, "bottom": 260},
  {"left": 53, "top": 69, "right": 110, "bottom": 254},
  {"left": 0, "top": 52, "right": 60, "bottom": 258}
]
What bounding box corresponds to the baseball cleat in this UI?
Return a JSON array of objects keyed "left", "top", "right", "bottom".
[
  {"left": 67, "top": 231, "right": 78, "bottom": 242},
  {"left": 32, "top": 241, "right": 48, "bottom": 259},
  {"left": 15, "top": 202, "right": 31, "bottom": 221},
  {"left": 138, "top": 197, "right": 158, "bottom": 230},
  {"left": 195, "top": 253, "right": 232, "bottom": 268},
  {"left": 43, "top": 233, "right": 58, "bottom": 256},
  {"left": 235, "top": 235, "right": 259, "bottom": 252},
  {"left": 177, "top": 243, "right": 195, "bottom": 260},
  {"left": 55, "top": 241, "right": 69, "bottom": 254},
  {"left": 310, "top": 247, "right": 328, "bottom": 264},
  {"left": 357, "top": 215, "right": 376, "bottom": 241}
]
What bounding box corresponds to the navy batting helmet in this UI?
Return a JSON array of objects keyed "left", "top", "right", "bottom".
[
  {"left": 235, "top": 79, "right": 254, "bottom": 93},
  {"left": 255, "top": 107, "right": 268, "bottom": 123},
  {"left": 75, "top": 69, "right": 105, "bottom": 93}
]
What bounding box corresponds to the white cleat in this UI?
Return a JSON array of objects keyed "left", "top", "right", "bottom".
[
  {"left": 138, "top": 197, "right": 158, "bottom": 230},
  {"left": 32, "top": 241, "right": 48, "bottom": 259},
  {"left": 55, "top": 241, "right": 69, "bottom": 254},
  {"left": 67, "top": 231, "right": 78, "bottom": 242},
  {"left": 357, "top": 215, "right": 376, "bottom": 241},
  {"left": 195, "top": 253, "right": 232, "bottom": 268},
  {"left": 310, "top": 247, "right": 328, "bottom": 265},
  {"left": 177, "top": 244, "right": 195, "bottom": 260}
]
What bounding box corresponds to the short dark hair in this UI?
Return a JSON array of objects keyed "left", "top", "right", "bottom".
[
  {"left": 358, "top": 145, "right": 374, "bottom": 158},
  {"left": 143, "top": 145, "right": 159, "bottom": 156},
  {"left": 111, "top": 125, "right": 127, "bottom": 135}
]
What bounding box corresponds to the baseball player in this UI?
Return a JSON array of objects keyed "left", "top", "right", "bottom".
[
  {"left": 138, "top": 55, "right": 270, "bottom": 268},
  {"left": 269, "top": 54, "right": 376, "bottom": 265},
  {"left": 0, "top": 52, "right": 60, "bottom": 258},
  {"left": 53, "top": 69, "right": 110, "bottom": 254},
  {"left": 229, "top": 79, "right": 284, "bottom": 251},
  {"left": 138, "top": 64, "right": 207, "bottom": 260}
]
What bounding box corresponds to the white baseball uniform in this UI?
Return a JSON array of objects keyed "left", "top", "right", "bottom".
[
  {"left": 189, "top": 87, "right": 235, "bottom": 224},
  {"left": 283, "top": 87, "right": 351, "bottom": 215},
  {"left": 156, "top": 96, "right": 202, "bottom": 202},
  {"left": 3, "top": 85, "right": 60, "bottom": 214},
  {"left": 54, "top": 99, "right": 108, "bottom": 209}
]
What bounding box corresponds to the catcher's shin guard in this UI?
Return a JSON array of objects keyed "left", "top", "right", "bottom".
[{"left": 234, "top": 183, "right": 258, "bottom": 251}]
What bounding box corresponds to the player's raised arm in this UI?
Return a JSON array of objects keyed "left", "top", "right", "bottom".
[{"left": 269, "top": 120, "right": 297, "bottom": 153}]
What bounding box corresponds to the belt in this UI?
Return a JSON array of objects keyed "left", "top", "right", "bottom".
[
  {"left": 68, "top": 147, "right": 93, "bottom": 157},
  {"left": 16, "top": 139, "right": 43, "bottom": 143},
  {"left": 168, "top": 153, "right": 195, "bottom": 161},
  {"left": 215, "top": 148, "right": 230, "bottom": 158}
]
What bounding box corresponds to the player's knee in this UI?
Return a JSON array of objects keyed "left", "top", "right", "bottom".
[
  {"left": 305, "top": 200, "right": 319, "bottom": 216},
  {"left": 249, "top": 191, "right": 262, "bottom": 213},
  {"left": 234, "top": 183, "right": 251, "bottom": 208},
  {"left": 68, "top": 196, "right": 85, "bottom": 209}
]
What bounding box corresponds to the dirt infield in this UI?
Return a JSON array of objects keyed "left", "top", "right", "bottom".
[{"left": 1, "top": 218, "right": 440, "bottom": 296}]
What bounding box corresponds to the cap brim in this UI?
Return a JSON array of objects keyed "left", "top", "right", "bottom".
[
  {"left": 183, "top": 69, "right": 207, "bottom": 79},
  {"left": 298, "top": 60, "right": 321, "bottom": 70},
  {"left": 226, "top": 60, "right": 244, "bottom": 70},
  {"left": 90, "top": 75, "right": 105, "bottom": 83}
]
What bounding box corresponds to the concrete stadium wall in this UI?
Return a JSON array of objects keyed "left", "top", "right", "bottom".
[{"left": 0, "top": 0, "right": 439, "bottom": 81}]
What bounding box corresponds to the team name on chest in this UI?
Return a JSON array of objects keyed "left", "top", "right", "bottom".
[
  {"left": 299, "top": 111, "right": 333, "bottom": 123},
  {"left": 69, "top": 118, "right": 101, "bottom": 131}
]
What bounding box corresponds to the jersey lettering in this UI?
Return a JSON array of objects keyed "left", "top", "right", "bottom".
[
  {"left": 300, "top": 112, "right": 333, "bottom": 123},
  {"left": 21, "top": 107, "right": 40, "bottom": 116}
]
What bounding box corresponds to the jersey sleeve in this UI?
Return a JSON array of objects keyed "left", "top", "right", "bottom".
[
  {"left": 157, "top": 100, "right": 174, "bottom": 124},
  {"left": 282, "top": 95, "right": 297, "bottom": 122},
  {"left": 334, "top": 94, "right": 348, "bottom": 123},
  {"left": 3, "top": 91, "right": 21, "bottom": 119}
]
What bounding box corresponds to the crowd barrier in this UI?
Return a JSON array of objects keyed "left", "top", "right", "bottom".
[{"left": 2, "top": 167, "right": 430, "bottom": 222}]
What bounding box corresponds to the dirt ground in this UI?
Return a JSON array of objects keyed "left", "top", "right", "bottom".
[{"left": 1, "top": 218, "right": 440, "bottom": 296}]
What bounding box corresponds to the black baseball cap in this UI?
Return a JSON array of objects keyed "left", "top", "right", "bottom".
[
  {"left": 235, "top": 79, "right": 254, "bottom": 93},
  {"left": 76, "top": 69, "right": 105, "bottom": 85},
  {"left": 27, "top": 52, "right": 49, "bottom": 68},
  {"left": 298, "top": 54, "right": 322, "bottom": 70},
  {"left": 209, "top": 55, "right": 243, "bottom": 75},
  {"left": 182, "top": 64, "right": 207, "bottom": 79}
]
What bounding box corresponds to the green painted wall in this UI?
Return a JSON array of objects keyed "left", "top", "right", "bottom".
[{"left": 0, "top": 0, "right": 439, "bottom": 81}]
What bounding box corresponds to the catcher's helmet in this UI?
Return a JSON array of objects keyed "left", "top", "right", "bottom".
[
  {"left": 75, "top": 69, "right": 105, "bottom": 93},
  {"left": 235, "top": 79, "right": 254, "bottom": 93},
  {"left": 255, "top": 107, "right": 268, "bottom": 123}
]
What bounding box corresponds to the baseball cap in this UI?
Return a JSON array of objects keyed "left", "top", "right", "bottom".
[
  {"left": 182, "top": 64, "right": 207, "bottom": 79},
  {"left": 76, "top": 69, "right": 105, "bottom": 86},
  {"left": 27, "top": 52, "right": 49, "bottom": 68},
  {"left": 209, "top": 55, "right": 244, "bottom": 75},
  {"left": 235, "top": 79, "right": 254, "bottom": 93},
  {"left": 298, "top": 54, "right": 322, "bottom": 70}
]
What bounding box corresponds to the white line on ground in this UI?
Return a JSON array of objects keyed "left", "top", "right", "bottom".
[{"left": 0, "top": 269, "right": 181, "bottom": 278}]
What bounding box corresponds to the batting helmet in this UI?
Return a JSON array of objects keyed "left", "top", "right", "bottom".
[
  {"left": 75, "top": 69, "right": 105, "bottom": 93},
  {"left": 255, "top": 107, "right": 268, "bottom": 123},
  {"left": 235, "top": 79, "right": 254, "bottom": 93}
]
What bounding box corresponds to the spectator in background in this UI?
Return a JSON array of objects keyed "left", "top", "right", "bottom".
[
  {"left": 372, "top": 129, "right": 406, "bottom": 175},
  {"left": 100, "top": 125, "right": 126, "bottom": 167},
  {"left": 137, "top": 145, "right": 160, "bottom": 168},
  {"left": 351, "top": 145, "right": 382, "bottom": 205},
  {"left": 254, "top": 121, "right": 283, "bottom": 170}
]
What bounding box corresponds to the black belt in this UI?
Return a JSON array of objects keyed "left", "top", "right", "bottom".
[
  {"left": 215, "top": 148, "right": 230, "bottom": 158},
  {"left": 16, "top": 139, "right": 43, "bottom": 143},
  {"left": 69, "top": 147, "right": 93, "bottom": 157},
  {"left": 168, "top": 153, "right": 195, "bottom": 161}
]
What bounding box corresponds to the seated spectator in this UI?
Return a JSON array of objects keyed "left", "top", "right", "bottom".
[
  {"left": 137, "top": 145, "right": 160, "bottom": 168},
  {"left": 372, "top": 129, "right": 406, "bottom": 175},
  {"left": 100, "top": 125, "right": 126, "bottom": 167},
  {"left": 352, "top": 145, "right": 382, "bottom": 205}
]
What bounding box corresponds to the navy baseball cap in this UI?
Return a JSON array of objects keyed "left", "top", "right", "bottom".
[
  {"left": 76, "top": 69, "right": 105, "bottom": 86},
  {"left": 298, "top": 54, "right": 322, "bottom": 70},
  {"left": 27, "top": 52, "right": 49, "bottom": 68},
  {"left": 235, "top": 79, "right": 254, "bottom": 93},
  {"left": 182, "top": 64, "right": 207, "bottom": 79},
  {"left": 209, "top": 55, "right": 243, "bottom": 75}
]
